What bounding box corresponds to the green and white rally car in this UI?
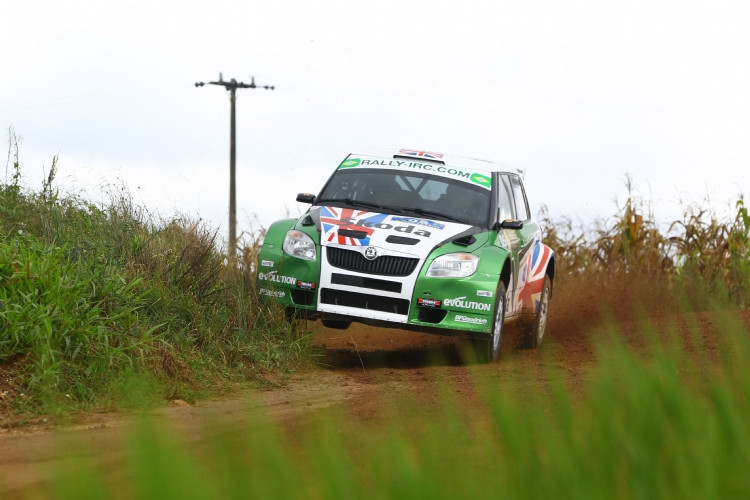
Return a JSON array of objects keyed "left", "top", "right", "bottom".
[{"left": 256, "top": 148, "right": 555, "bottom": 362}]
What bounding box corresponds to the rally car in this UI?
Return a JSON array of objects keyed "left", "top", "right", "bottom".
[{"left": 256, "top": 148, "right": 555, "bottom": 362}]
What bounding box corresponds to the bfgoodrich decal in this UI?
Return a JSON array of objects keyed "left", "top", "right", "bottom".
[{"left": 454, "top": 314, "right": 488, "bottom": 325}]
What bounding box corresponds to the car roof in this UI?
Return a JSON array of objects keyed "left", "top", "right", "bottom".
[{"left": 351, "top": 147, "right": 526, "bottom": 177}]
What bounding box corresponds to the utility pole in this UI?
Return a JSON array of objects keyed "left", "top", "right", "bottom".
[{"left": 195, "top": 73, "right": 274, "bottom": 260}]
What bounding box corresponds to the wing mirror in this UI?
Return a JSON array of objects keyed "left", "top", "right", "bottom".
[
  {"left": 497, "top": 219, "right": 524, "bottom": 230},
  {"left": 296, "top": 193, "right": 316, "bottom": 204}
]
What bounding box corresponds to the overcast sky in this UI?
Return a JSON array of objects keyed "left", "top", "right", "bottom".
[{"left": 3, "top": 0, "right": 749, "bottom": 247}]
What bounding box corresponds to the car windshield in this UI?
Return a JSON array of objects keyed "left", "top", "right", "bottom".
[{"left": 316, "top": 168, "right": 491, "bottom": 227}]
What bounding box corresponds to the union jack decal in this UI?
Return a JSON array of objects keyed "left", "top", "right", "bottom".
[
  {"left": 398, "top": 148, "right": 445, "bottom": 160},
  {"left": 319, "top": 206, "right": 388, "bottom": 246},
  {"left": 518, "top": 240, "right": 553, "bottom": 313},
  {"left": 527, "top": 241, "right": 551, "bottom": 284}
]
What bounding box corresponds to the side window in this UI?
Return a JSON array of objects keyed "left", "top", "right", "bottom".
[
  {"left": 510, "top": 175, "right": 530, "bottom": 221},
  {"left": 496, "top": 175, "right": 515, "bottom": 222}
]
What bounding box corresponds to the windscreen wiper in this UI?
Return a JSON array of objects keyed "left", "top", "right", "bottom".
[
  {"left": 343, "top": 199, "right": 407, "bottom": 214},
  {"left": 316, "top": 198, "right": 406, "bottom": 214},
  {"left": 411, "top": 208, "right": 464, "bottom": 223},
  {"left": 315, "top": 197, "right": 377, "bottom": 208},
  {"left": 343, "top": 198, "right": 383, "bottom": 210}
]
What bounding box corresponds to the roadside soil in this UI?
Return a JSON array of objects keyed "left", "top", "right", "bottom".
[{"left": 2, "top": 288, "right": 749, "bottom": 498}]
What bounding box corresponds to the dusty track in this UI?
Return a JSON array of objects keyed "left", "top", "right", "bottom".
[{"left": 2, "top": 300, "right": 748, "bottom": 498}]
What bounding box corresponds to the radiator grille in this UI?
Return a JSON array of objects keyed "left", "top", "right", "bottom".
[{"left": 326, "top": 247, "right": 419, "bottom": 276}]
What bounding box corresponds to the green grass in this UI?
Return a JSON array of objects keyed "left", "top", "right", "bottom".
[
  {"left": 1, "top": 129, "right": 307, "bottom": 413},
  {"left": 38, "top": 308, "right": 750, "bottom": 499}
]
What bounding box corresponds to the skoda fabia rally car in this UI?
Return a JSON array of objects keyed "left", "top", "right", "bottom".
[{"left": 256, "top": 148, "right": 555, "bottom": 362}]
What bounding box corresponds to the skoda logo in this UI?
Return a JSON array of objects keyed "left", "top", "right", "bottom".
[{"left": 364, "top": 246, "right": 378, "bottom": 260}]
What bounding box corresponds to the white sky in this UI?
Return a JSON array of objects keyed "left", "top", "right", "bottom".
[{"left": 3, "top": 0, "right": 749, "bottom": 247}]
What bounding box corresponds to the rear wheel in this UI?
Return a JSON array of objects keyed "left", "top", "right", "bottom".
[
  {"left": 520, "top": 275, "right": 551, "bottom": 349},
  {"left": 468, "top": 281, "right": 507, "bottom": 363}
]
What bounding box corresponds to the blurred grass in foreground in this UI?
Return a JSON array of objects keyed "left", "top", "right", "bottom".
[{"left": 39, "top": 308, "right": 750, "bottom": 499}]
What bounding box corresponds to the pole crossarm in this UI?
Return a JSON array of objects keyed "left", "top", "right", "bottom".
[{"left": 195, "top": 73, "right": 275, "bottom": 91}]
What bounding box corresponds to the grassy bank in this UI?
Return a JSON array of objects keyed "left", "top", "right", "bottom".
[{"left": 1, "top": 133, "right": 306, "bottom": 414}]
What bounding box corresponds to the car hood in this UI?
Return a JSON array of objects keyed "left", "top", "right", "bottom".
[{"left": 308, "top": 205, "right": 481, "bottom": 257}]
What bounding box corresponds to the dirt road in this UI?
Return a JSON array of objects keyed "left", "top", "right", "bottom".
[{"left": 2, "top": 301, "right": 745, "bottom": 498}]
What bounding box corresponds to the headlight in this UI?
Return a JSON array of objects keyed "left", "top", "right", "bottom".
[
  {"left": 283, "top": 230, "right": 316, "bottom": 261},
  {"left": 426, "top": 253, "right": 479, "bottom": 278}
]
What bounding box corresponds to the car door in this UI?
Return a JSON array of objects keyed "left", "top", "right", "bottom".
[
  {"left": 509, "top": 174, "right": 538, "bottom": 248},
  {"left": 494, "top": 174, "right": 523, "bottom": 316},
  {"left": 507, "top": 174, "right": 541, "bottom": 315}
]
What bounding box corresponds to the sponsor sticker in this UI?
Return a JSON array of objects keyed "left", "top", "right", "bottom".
[
  {"left": 443, "top": 296, "right": 491, "bottom": 312},
  {"left": 470, "top": 173, "right": 492, "bottom": 188},
  {"left": 258, "top": 271, "right": 296, "bottom": 285},
  {"left": 357, "top": 158, "right": 491, "bottom": 189},
  {"left": 417, "top": 298, "right": 442, "bottom": 308},
  {"left": 259, "top": 288, "right": 286, "bottom": 298},
  {"left": 296, "top": 280, "right": 316, "bottom": 290},
  {"left": 261, "top": 260, "right": 275, "bottom": 267},
  {"left": 391, "top": 217, "right": 445, "bottom": 230},
  {"left": 339, "top": 158, "right": 361, "bottom": 168},
  {"left": 454, "top": 314, "right": 488, "bottom": 325},
  {"left": 476, "top": 290, "right": 493, "bottom": 298},
  {"left": 347, "top": 155, "right": 492, "bottom": 190}
]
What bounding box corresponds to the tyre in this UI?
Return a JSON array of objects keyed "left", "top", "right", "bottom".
[
  {"left": 322, "top": 319, "right": 352, "bottom": 330},
  {"left": 520, "top": 275, "right": 551, "bottom": 349},
  {"left": 467, "top": 281, "right": 507, "bottom": 363}
]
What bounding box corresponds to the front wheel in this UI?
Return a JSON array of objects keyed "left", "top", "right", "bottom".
[
  {"left": 466, "top": 281, "right": 507, "bottom": 363},
  {"left": 321, "top": 319, "right": 352, "bottom": 330}
]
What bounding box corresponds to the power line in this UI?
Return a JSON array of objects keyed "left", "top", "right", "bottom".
[{"left": 195, "top": 73, "right": 274, "bottom": 260}]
